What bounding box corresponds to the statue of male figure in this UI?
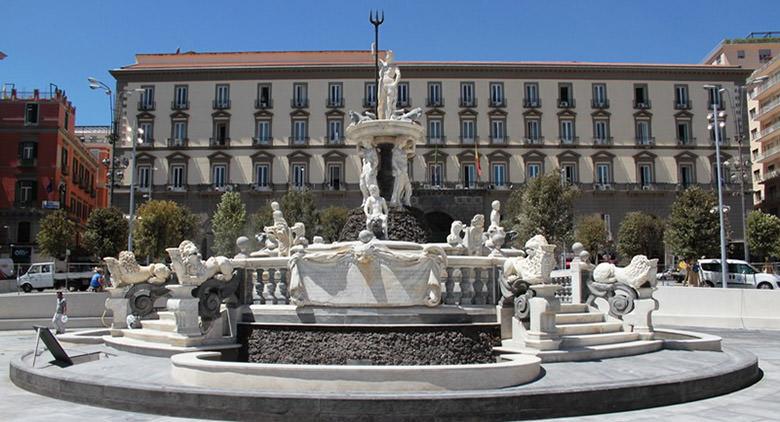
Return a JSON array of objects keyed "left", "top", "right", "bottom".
[
  {"left": 390, "top": 145, "right": 412, "bottom": 206},
  {"left": 364, "top": 184, "right": 388, "bottom": 238},
  {"left": 377, "top": 50, "right": 401, "bottom": 120},
  {"left": 358, "top": 140, "right": 379, "bottom": 205}
]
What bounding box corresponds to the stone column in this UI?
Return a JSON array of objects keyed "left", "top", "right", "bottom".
[
  {"left": 517, "top": 284, "right": 562, "bottom": 350},
  {"left": 166, "top": 285, "right": 202, "bottom": 336},
  {"left": 622, "top": 287, "right": 658, "bottom": 339},
  {"left": 105, "top": 288, "right": 129, "bottom": 335}
]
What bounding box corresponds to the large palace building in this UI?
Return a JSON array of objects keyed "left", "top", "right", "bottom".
[{"left": 110, "top": 50, "right": 752, "bottom": 246}]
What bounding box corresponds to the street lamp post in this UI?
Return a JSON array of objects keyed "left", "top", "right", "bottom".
[
  {"left": 127, "top": 123, "right": 144, "bottom": 252},
  {"left": 719, "top": 87, "right": 750, "bottom": 261},
  {"left": 87, "top": 77, "right": 116, "bottom": 207},
  {"left": 704, "top": 85, "right": 729, "bottom": 289}
]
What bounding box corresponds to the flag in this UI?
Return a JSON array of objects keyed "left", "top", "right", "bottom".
[{"left": 475, "top": 141, "right": 482, "bottom": 178}]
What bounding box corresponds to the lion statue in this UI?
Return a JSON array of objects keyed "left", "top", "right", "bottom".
[
  {"left": 503, "top": 235, "right": 557, "bottom": 286},
  {"left": 592, "top": 255, "right": 658, "bottom": 290},
  {"left": 103, "top": 251, "right": 170, "bottom": 288},
  {"left": 166, "top": 240, "right": 234, "bottom": 286}
]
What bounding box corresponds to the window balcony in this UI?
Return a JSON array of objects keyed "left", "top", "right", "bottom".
[
  {"left": 523, "top": 98, "right": 542, "bottom": 108},
  {"left": 137, "top": 138, "right": 154, "bottom": 148},
  {"left": 137, "top": 101, "right": 155, "bottom": 111},
  {"left": 459, "top": 97, "right": 477, "bottom": 108},
  {"left": 167, "top": 138, "right": 189, "bottom": 148},
  {"left": 427, "top": 136, "right": 446, "bottom": 145},
  {"left": 251, "top": 183, "right": 271, "bottom": 192},
  {"left": 459, "top": 136, "right": 479, "bottom": 145},
  {"left": 253, "top": 136, "right": 271, "bottom": 146},
  {"left": 19, "top": 158, "right": 37, "bottom": 167},
  {"left": 212, "top": 100, "right": 231, "bottom": 110},
  {"left": 756, "top": 96, "right": 780, "bottom": 121},
  {"left": 426, "top": 97, "right": 444, "bottom": 107},
  {"left": 674, "top": 100, "right": 692, "bottom": 110},
  {"left": 171, "top": 101, "right": 189, "bottom": 110},
  {"left": 288, "top": 136, "right": 310, "bottom": 145},
  {"left": 706, "top": 101, "right": 725, "bottom": 111},
  {"left": 557, "top": 98, "right": 575, "bottom": 108},
  {"left": 489, "top": 98, "right": 506, "bottom": 108},
  {"left": 635, "top": 137, "right": 656, "bottom": 146},
  {"left": 255, "top": 98, "right": 273, "bottom": 109},
  {"left": 209, "top": 137, "right": 230, "bottom": 148},
  {"left": 363, "top": 98, "right": 377, "bottom": 108},
  {"left": 711, "top": 137, "right": 731, "bottom": 147},
  {"left": 326, "top": 98, "right": 344, "bottom": 108},
  {"left": 756, "top": 121, "right": 780, "bottom": 143},
  {"left": 559, "top": 136, "right": 579, "bottom": 145},
  {"left": 759, "top": 169, "right": 780, "bottom": 184},
  {"left": 490, "top": 136, "right": 507, "bottom": 145},
  {"left": 523, "top": 137, "right": 544, "bottom": 145},
  {"left": 593, "top": 137, "right": 613, "bottom": 146},
  {"left": 676, "top": 137, "right": 697, "bottom": 146},
  {"left": 326, "top": 136, "right": 345, "bottom": 145},
  {"left": 396, "top": 98, "right": 411, "bottom": 108},
  {"left": 291, "top": 98, "right": 309, "bottom": 109},
  {"left": 591, "top": 99, "right": 610, "bottom": 109},
  {"left": 633, "top": 100, "right": 652, "bottom": 109}
]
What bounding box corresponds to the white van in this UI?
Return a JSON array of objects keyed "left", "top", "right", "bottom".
[
  {"left": 698, "top": 259, "right": 780, "bottom": 289},
  {"left": 16, "top": 262, "right": 94, "bottom": 293}
]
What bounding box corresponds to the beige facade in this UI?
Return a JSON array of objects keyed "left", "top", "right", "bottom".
[
  {"left": 748, "top": 56, "right": 780, "bottom": 214},
  {"left": 110, "top": 50, "right": 751, "bottom": 245},
  {"left": 703, "top": 33, "right": 780, "bottom": 70}
]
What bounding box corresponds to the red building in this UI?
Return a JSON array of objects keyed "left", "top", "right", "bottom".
[{"left": 0, "top": 88, "right": 106, "bottom": 263}]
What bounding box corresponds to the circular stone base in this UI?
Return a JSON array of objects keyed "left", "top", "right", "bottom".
[{"left": 339, "top": 205, "right": 431, "bottom": 243}]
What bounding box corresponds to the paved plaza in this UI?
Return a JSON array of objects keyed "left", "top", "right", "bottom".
[{"left": 0, "top": 326, "right": 775, "bottom": 421}]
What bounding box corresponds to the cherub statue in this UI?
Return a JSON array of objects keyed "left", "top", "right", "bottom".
[
  {"left": 463, "top": 214, "right": 485, "bottom": 256},
  {"left": 446, "top": 220, "right": 465, "bottom": 247},
  {"left": 103, "top": 251, "right": 170, "bottom": 288},
  {"left": 271, "top": 201, "right": 287, "bottom": 227},
  {"left": 488, "top": 200, "right": 502, "bottom": 233},
  {"left": 166, "top": 240, "right": 234, "bottom": 285},
  {"left": 364, "top": 184, "right": 388, "bottom": 238}
]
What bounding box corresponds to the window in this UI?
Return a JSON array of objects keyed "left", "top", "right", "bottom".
[
  {"left": 397, "top": 82, "right": 409, "bottom": 107},
  {"left": 173, "top": 85, "right": 188, "bottom": 109},
  {"left": 463, "top": 163, "right": 477, "bottom": 188},
  {"left": 20, "top": 142, "right": 36, "bottom": 161},
  {"left": 489, "top": 82, "right": 504, "bottom": 106},
  {"left": 527, "top": 163, "right": 541, "bottom": 179},
  {"left": 255, "top": 120, "right": 271, "bottom": 143},
  {"left": 16, "top": 180, "right": 35, "bottom": 204},
  {"left": 140, "top": 86, "right": 155, "bottom": 110},
  {"left": 137, "top": 165, "right": 151, "bottom": 189},
  {"left": 639, "top": 164, "right": 653, "bottom": 186},
  {"left": 674, "top": 85, "right": 689, "bottom": 109},
  {"left": 24, "top": 103, "right": 39, "bottom": 125},
  {"left": 490, "top": 119, "right": 506, "bottom": 143},
  {"left": 61, "top": 148, "right": 68, "bottom": 174},
  {"left": 737, "top": 50, "right": 745, "bottom": 59},
  {"left": 293, "top": 83, "right": 308, "bottom": 107},
  {"left": 292, "top": 119, "right": 308, "bottom": 144},
  {"left": 460, "top": 82, "right": 475, "bottom": 107},
  {"left": 524, "top": 83, "right": 540, "bottom": 107},
  {"left": 560, "top": 119, "right": 575, "bottom": 143},
  {"left": 364, "top": 82, "right": 377, "bottom": 107},
  {"left": 428, "top": 118, "right": 443, "bottom": 143},
  {"left": 64, "top": 111, "right": 69, "bottom": 129},
  {"left": 676, "top": 120, "right": 692, "bottom": 144},
  {"left": 594, "top": 120, "right": 609, "bottom": 143},
  {"left": 492, "top": 163, "right": 507, "bottom": 187},
  {"left": 254, "top": 164, "right": 270, "bottom": 188},
  {"left": 596, "top": 164, "right": 611, "bottom": 184},
  {"left": 707, "top": 85, "right": 723, "bottom": 109},
  {"left": 562, "top": 163, "right": 577, "bottom": 183},
  {"left": 680, "top": 164, "right": 694, "bottom": 187},
  {"left": 558, "top": 83, "right": 573, "bottom": 106},
  {"left": 17, "top": 222, "right": 31, "bottom": 244},
  {"left": 212, "top": 164, "right": 227, "bottom": 188},
  {"left": 592, "top": 83, "right": 607, "bottom": 107},
  {"left": 429, "top": 163, "right": 443, "bottom": 187},
  {"left": 327, "top": 83, "right": 343, "bottom": 107},
  {"left": 139, "top": 122, "right": 154, "bottom": 144},
  {"left": 526, "top": 119, "right": 541, "bottom": 142},
  {"left": 327, "top": 119, "right": 343, "bottom": 144},
  {"left": 636, "top": 120, "right": 652, "bottom": 144},
  {"left": 257, "top": 84, "right": 272, "bottom": 108},
  {"left": 709, "top": 124, "right": 727, "bottom": 143},
  {"left": 427, "top": 82, "right": 442, "bottom": 106},
  {"left": 171, "top": 165, "right": 185, "bottom": 189},
  {"left": 461, "top": 119, "right": 476, "bottom": 143},
  {"left": 634, "top": 84, "right": 650, "bottom": 108},
  {"left": 213, "top": 121, "right": 229, "bottom": 146},
  {"left": 291, "top": 163, "right": 307, "bottom": 188},
  {"left": 172, "top": 121, "right": 187, "bottom": 144},
  {"left": 327, "top": 163, "right": 342, "bottom": 190},
  {"left": 759, "top": 49, "right": 772, "bottom": 63},
  {"left": 215, "top": 84, "right": 230, "bottom": 108}
]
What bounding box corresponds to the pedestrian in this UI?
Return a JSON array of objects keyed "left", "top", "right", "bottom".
[
  {"left": 52, "top": 291, "right": 67, "bottom": 334},
  {"left": 89, "top": 268, "right": 103, "bottom": 292},
  {"left": 689, "top": 260, "right": 700, "bottom": 287}
]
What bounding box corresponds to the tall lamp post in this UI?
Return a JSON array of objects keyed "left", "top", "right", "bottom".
[
  {"left": 704, "top": 84, "right": 729, "bottom": 289},
  {"left": 87, "top": 77, "right": 116, "bottom": 206},
  {"left": 719, "top": 87, "right": 750, "bottom": 261}
]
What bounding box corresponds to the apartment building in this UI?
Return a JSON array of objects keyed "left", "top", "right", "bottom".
[
  {"left": 749, "top": 57, "right": 780, "bottom": 214},
  {"left": 110, "top": 50, "right": 751, "bottom": 244},
  {"left": 703, "top": 32, "right": 780, "bottom": 70}
]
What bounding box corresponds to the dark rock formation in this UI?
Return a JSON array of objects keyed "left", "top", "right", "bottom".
[{"left": 339, "top": 205, "right": 431, "bottom": 243}]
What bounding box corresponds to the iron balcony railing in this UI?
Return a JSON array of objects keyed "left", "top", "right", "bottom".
[
  {"left": 426, "top": 97, "right": 444, "bottom": 107},
  {"left": 591, "top": 99, "right": 610, "bottom": 109},
  {"left": 255, "top": 98, "right": 273, "bottom": 109},
  {"left": 523, "top": 98, "right": 541, "bottom": 108},
  {"left": 171, "top": 100, "right": 189, "bottom": 110},
  {"left": 674, "top": 99, "right": 692, "bottom": 110},
  {"left": 212, "top": 99, "right": 231, "bottom": 110}
]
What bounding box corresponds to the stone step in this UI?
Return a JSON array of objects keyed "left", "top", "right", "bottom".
[
  {"left": 141, "top": 319, "right": 177, "bottom": 333},
  {"left": 555, "top": 312, "right": 604, "bottom": 324},
  {"left": 560, "top": 331, "right": 640, "bottom": 348},
  {"left": 557, "top": 303, "right": 590, "bottom": 314},
  {"left": 537, "top": 340, "right": 664, "bottom": 363},
  {"left": 121, "top": 327, "right": 198, "bottom": 346},
  {"left": 103, "top": 334, "right": 240, "bottom": 358},
  {"left": 157, "top": 311, "right": 176, "bottom": 322},
  {"left": 556, "top": 321, "right": 624, "bottom": 336}
]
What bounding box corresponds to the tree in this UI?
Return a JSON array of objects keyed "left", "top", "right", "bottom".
[
  {"left": 664, "top": 186, "right": 726, "bottom": 259},
  {"left": 508, "top": 172, "right": 578, "bottom": 251},
  {"left": 617, "top": 212, "right": 665, "bottom": 260},
  {"left": 249, "top": 201, "right": 274, "bottom": 236},
  {"left": 83, "top": 207, "right": 129, "bottom": 259},
  {"left": 36, "top": 210, "right": 76, "bottom": 259},
  {"left": 133, "top": 200, "right": 198, "bottom": 260},
  {"left": 747, "top": 210, "right": 780, "bottom": 262},
  {"left": 211, "top": 192, "right": 247, "bottom": 257},
  {"left": 279, "top": 190, "right": 320, "bottom": 241},
  {"left": 575, "top": 214, "right": 608, "bottom": 258},
  {"left": 319, "top": 206, "right": 349, "bottom": 242}
]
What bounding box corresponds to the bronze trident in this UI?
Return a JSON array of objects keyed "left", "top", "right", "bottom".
[{"left": 369, "top": 10, "right": 384, "bottom": 117}]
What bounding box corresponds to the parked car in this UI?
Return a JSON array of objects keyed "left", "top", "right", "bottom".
[
  {"left": 16, "top": 262, "right": 94, "bottom": 293},
  {"left": 698, "top": 259, "right": 780, "bottom": 289}
]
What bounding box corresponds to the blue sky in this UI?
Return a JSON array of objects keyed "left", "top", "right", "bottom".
[{"left": 1, "top": 0, "right": 778, "bottom": 124}]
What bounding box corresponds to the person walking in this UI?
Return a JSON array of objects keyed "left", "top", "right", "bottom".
[
  {"left": 52, "top": 291, "right": 68, "bottom": 334},
  {"left": 89, "top": 268, "right": 103, "bottom": 292}
]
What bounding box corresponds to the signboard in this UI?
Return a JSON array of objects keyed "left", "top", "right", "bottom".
[
  {"left": 33, "top": 325, "right": 73, "bottom": 367},
  {"left": 11, "top": 246, "right": 32, "bottom": 264},
  {"left": 42, "top": 201, "right": 60, "bottom": 210}
]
